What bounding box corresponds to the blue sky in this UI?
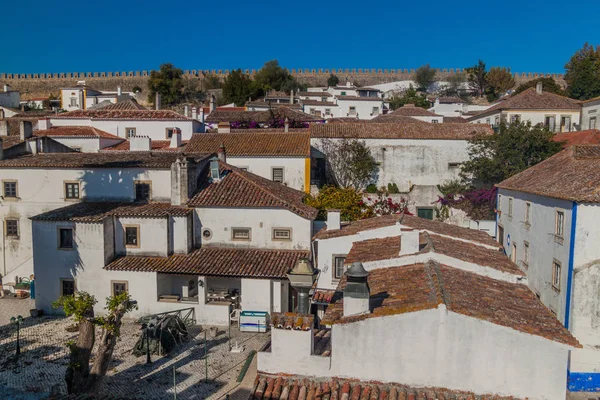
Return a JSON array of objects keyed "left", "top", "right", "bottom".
[{"left": 2, "top": 0, "right": 599, "bottom": 74}]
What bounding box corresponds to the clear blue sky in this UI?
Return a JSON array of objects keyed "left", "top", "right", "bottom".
[{"left": 2, "top": 0, "right": 599, "bottom": 74}]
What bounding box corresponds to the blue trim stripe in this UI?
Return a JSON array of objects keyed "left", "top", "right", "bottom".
[
  {"left": 565, "top": 202, "right": 577, "bottom": 329},
  {"left": 568, "top": 370, "right": 600, "bottom": 392}
]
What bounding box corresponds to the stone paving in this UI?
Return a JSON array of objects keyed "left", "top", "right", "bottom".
[{"left": 0, "top": 303, "right": 268, "bottom": 400}]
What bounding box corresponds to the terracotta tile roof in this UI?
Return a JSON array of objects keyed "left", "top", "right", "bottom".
[
  {"left": 0, "top": 152, "right": 208, "bottom": 169},
  {"left": 31, "top": 202, "right": 193, "bottom": 222},
  {"left": 335, "top": 95, "right": 383, "bottom": 102},
  {"left": 100, "top": 99, "right": 147, "bottom": 111},
  {"left": 313, "top": 329, "right": 332, "bottom": 356},
  {"left": 270, "top": 312, "right": 314, "bottom": 330},
  {"left": 102, "top": 140, "right": 187, "bottom": 152},
  {"left": 313, "top": 214, "right": 400, "bottom": 240},
  {"left": 1, "top": 135, "right": 26, "bottom": 150},
  {"left": 188, "top": 161, "right": 317, "bottom": 219},
  {"left": 443, "top": 116, "right": 468, "bottom": 123},
  {"left": 206, "top": 107, "right": 320, "bottom": 124},
  {"left": 299, "top": 99, "right": 336, "bottom": 106},
  {"left": 309, "top": 122, "right": 493, "bottom": 140},
  {"left": 252, "top": 375, "right": 516, "bottom": 400},
  {"left": 322, "top": 262, "right": 580, "bottom": 347},
  {"left": 245, "top": 102, "right": 303, "bottom": 110},
  {"left": 497, "top": 145, "right": 600, "bottom": 202},
  {"left": 298, "top": 91, "right": 332, "bottom": 97},
  {"left": 183, "top": 132, "right": 310, "bottom": 157},
  {"left": 552, "top": 129, "right": 600, "bottom": 147},
  {"left": 312, "top": 289, "right": 336, "bottom": 304},
  {"left": 34, "top": 126, "right": 124, "bottom": 140},
  {"left": 104, "top": 246, "right": 309, "bottom": 279},
  {"left": 326, "top": 117, "right": 362, "bottom": 124},
  {"left": 52, "top": 110, "right": 189, "bottom": 121},
  {"left": 345, "top": 235, "right": 404, "bottom": 264},
  {"left": 468, "top": 88, "right": 581, "bottom": 120},
  {"left": 386, "top": 105, "right": 441, "bottom": 117},
  {"left": 369, "top": 114, "right": 430, "bottom": 123}
]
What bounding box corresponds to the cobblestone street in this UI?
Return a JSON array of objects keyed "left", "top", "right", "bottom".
[{"left": 0, "top": 301, "right": 267, "bottom": 399}]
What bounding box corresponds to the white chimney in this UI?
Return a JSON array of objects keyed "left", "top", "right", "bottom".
[
  {"left": 343, "top": 262, "right": 370, "bottom": 317},
  {"left": 284, "top": 117, "right": 289, "bottom": 132},
  {"left": 155, "top": 93, "right": 162, "bottom": 110},
  {"left": 346, "top": 81, "right": 352, "bottom": 88},
  {"left": 37, "top": 118, "right": 50, "bottom": 131},
  {"left": 3, "top": 84, "right": 9, "bottom": 92},
  {"left": 217, "top": 143, "right": 226, "bottom": 163},
  {"left": 327, "top": 209, "right": 341, "bottom": 231},
  {"left": 130, "top": 135, "right": 151, "bottom": 151},
  {"left": 20, "top": 121, "right": 33, "bottom": 141},
  {"left": 184, "top": 105, "right": 189, "bottom": 118},
  {"left": 170, "top": 128, "right": 182, "bottom": 148},
  {"left": 290, "top": 89, "right": 294, "bottom": 104},
  {"left": 217, "top": 122, "right": 231, "bottom": 134},
  {"left": 209, "top": 95, "right": 216, "bottom": 113},
  {"left": 117, "top": 86, "right": 122, "bottom": 96},
  {"left": 0, "top": 120, "right": 8, "bottom": 136},
  {"left": 191, "top": 107, "right": 198, "bottom": 120},
  {"left": 536, "top": 81, "right": 543, "bottom": 95},
  {"left": 399, "top": 229, "right": 420, "bottom": 256}
]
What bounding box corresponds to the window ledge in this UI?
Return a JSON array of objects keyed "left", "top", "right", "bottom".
[
  {"left": 554, "top": 235, "right": 564, "bottom": 245},
  {"left": 524, "top": 222, "right": 531, "bottom": 230}
]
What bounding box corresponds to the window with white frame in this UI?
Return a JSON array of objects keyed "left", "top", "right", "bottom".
[
  {"left": 232, "top": 228, "right": 251, "bottom": 240},
  {"left": 348, "top": 106, "right": 356, "bottom": 115},
  {"left": 272, "top": 168, "right": 284, "bottom": 183},
  {"left": 591, "top": 116, "right": 597, "bottom": 130},
  {"left": 325, "top": 108, "right": 331, "bottom": 115},
  {"left": 552, "top": 260, "right": 561, "bottom": 291},
  {"left": 125, "top": 127, "right": 136, "bottom": 138},
  {"left": 372, "top": 107, "right": 380, "bottom": 116},
  {"left": 5, "top": 219, "right": 18, "bottom": 238},
  {"left": 272, "top": 228, "right": 292, "bottom": 241},
  {"left": 494, "top": 116, "right": 500, "bottom": 126},
  {"left": 555, "top": 210, "right": 565, "bottom": 237},
  {"left": 333, "top": 255, "right": 347, "bottom": 280},
  {"left": 432, "top": 119, "right": 439, "bottom": 123},
  {"left": 508, "top": 198, "right": 513, "bottom": 217}
]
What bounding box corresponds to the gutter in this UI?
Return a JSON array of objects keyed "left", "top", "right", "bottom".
[{"left": 565, "top": 201, "right": 577, "bottom": 329}]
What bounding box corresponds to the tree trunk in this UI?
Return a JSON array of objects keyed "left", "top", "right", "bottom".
[{"left": 65, "top": 309, "right": 95, "bottom": 394}]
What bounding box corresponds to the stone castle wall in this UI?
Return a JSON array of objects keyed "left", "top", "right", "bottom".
[{"left": 0, "top": 68, "right": 565, "bottom": 98}]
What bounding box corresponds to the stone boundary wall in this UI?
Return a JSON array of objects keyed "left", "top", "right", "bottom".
[{"left": 0, "top": 69, "right": 565, "bottom": 98}]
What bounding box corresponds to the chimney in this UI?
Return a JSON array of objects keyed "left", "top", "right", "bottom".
[
  {"left": 209, "top": 95, "right": 216, "bottom": 113},
  {"left": 327, "top": 209, "right": 341, "bottom": 231},
  {"left": 117, "top": 86, "right": 122, "bottom": 96},
  {"left": 155, "top": 92, "right": 162, "bottom": 110},
  {"left": 37, "top": 117, "right": 50, "bottom": 131},
  {"left": 199, "top": 108, "right": 205, "bottom": 123},
  {"left": 171, "top": 157, "right": 192, "bottom": 206},
  {"left": 0, "top": 120, "right": 8, "bottom": 136},
  {"left": 3, "top": 84, "right": 9, "bottom": 92},
  {"left": 217, "top": 122, "right": 231, "bottom": 134},
  {"left": 170, "top": 128, "right": 182, "bottom": 148},
  {"left": 130, "top": 135, "right": 151, "bottom": 151},
  {"left": 191, "top": 107, "right": 198, "bottom": 120},
  {"left": 209, "top": 157, "right": 221, "bottom": 182},
  {"left": 399, "top": 229, "right": 420, "bottom": 256},
  {"left": 284, "top": 117, "right": 289, "bottom": 132},
  {"left": 217, "top": 143, "right": 226, "bottom": 163},
  {"left": 346, "top": 81, "right": 352, "bottom": 88},
  {"left": 287, "top": 258, "right": 317, "bottom": 315},
  {"left": 343, "top": 262, "right": 370, "bottom": 317},
  {"left": 184, "top": 105, "right": 189, "bottom": 118},
  {"left": 290, "top": 89, "right": 294, "bottom": 104},
  {"left": 536, "top": 81, "right": 543, "bottom": 95},
  {"left": 20, "top": 121, "right": 33, "bottom": 141}
]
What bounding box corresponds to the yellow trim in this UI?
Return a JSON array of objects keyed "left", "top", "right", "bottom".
[
  {"left": 304, "top": 157, "right": 311, "bottom": 193},
  {"left": 83, "top": 89, "right": 87, "bottom": 110}
]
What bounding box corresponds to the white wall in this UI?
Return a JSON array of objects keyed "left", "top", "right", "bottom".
[
  {"left": 0, "top": 91, "right": 20, "bottom": 109},
  {"left": 581, "top": 100, "right": 600, "bottom": 130},
  {"left": 241, "top": 278, "right": 272, "bottom": 312},
  {"left": 335, "top": 99, "right": 384, "bottom": 120},
  {"left": 114, "top": 217, "right": 169, "bottom": 257},
  {"left": 470, "top": 110, "right": 581, "bottom": 131},
  {"left": 42, "top": 137, "right": 123, "bottom": 153},
  {"left": 226, "top": 156, "right": 307, "bottom": 191}
]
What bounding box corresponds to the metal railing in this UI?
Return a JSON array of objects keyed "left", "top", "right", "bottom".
[{"left": 137, "top": 307, "right": 196, "bottom": 327}]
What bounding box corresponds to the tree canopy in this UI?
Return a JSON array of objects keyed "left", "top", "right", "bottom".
[
  {"left": 388, "top": 85, "right": 430, "bottom": 110},
  {"left": 564, "top": 43, "right": 600, "bottom": 100},
  {"left": 327, "top": 74, "right": 340, "bottom": 87},
  {"left": 443, "top": 72, "right": 466, "bottom": 96},
  {"left": 222, "top": 69, "right": 256, "bottom": 106},
  {"left": 253, "top": 60, "right": 305, "bottom": 95},
  {"left": 514, "top": 77, "right": 565, "bottom": 96},
  {"left": 147, "top": 63, "right": 184, "bottom": 106},
  {"left": 414, "top": 64, "right": 437, "bottom": 92},
  {"left": 314, "top": 138, "right": 378, "bottom": 189},
  {"left": 485, "top": 67, "right": 515, "bottom": 101},
  {"left": 466, "top": 60, "right": 488, "bottom": 97},
  {"left": 460, "top": 121, "right": 563, "bottom": 187}
]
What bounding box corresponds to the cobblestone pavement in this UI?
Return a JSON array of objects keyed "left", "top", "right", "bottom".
[
  {"left": 0, "top": 312, "right": 269, "bottom": 400},
  {"left": 0, "top": 298, "right": 36, "bottom": 327}
]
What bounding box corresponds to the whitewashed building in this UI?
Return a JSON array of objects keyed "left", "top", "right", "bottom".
[
  {"left": 372, "top": 104, "right": 443, "bottom": 123},
  {"left": 258, "top": 213, "right": 579, "bottom": 400},
  {"left": 496, "top": 144, "right": 600, "bottom": 391},
  {"left": 581, "top": 96, "right": 600, "bottom": 130},
  {"left": 60, "top": 82, "right": 135, "bottom": 111}
]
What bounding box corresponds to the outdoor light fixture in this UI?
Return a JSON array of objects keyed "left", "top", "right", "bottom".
[
  {"left": 10, "top": 315, "right": 24, "bottom": 356},
  {"left": 141, "top": 323, "right": 151, "bottom": 364},
  {"left": 287, "top": 258, "right": 317, "bottom": 315}
]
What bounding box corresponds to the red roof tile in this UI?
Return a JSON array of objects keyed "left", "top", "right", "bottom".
[
  {"left": 313, "top": 214, "right": 400, "bottom": 240},
  {"left": 443, "top": 116, "right": 468, "bottom": 123},
  {"left": 386, "top": 105, "right": 441, "bottom": 117},
  {"left": 34, "top": 126, "right": 124, "bottom": 140},
  {"left": 206, "top": 107, "right": 321, "bottom": 124},
  {"left": 310, "top": 122, "right": 493, "bottom": 139},
  {"left": 104, "top": 246, "right": 309, "bottom": 279},
  {"left": 552, "top": 129, "right": 600, "bottom": 147},
  {"left": 270, "top": 312, "right": 314, "bottom": 330},
  {"left": 184, "top": 132, "right": 310, "bottom": 157},
  {"left": 100, "top": 99, "right": 147, "bottom": 111},
  {"left": 52, "top": 110, "right": 189, "bottom": 121},
  {"left": 102, "top": 140, "right": 187, "bottom": 152},
  {"left": 312, "top": 289, "right": 336, "bottom": 304}
]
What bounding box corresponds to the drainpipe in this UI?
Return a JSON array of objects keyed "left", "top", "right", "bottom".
[{"left": 564, "top": 201, "right": 578, "bottom": 330}]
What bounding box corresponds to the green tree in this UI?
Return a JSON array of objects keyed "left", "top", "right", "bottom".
[
  {"left": 485, "top": 67, "right": 515, "bottom": 101},
  {"left": 222, "top": 69, "right": 256, "bottom": 106},
  {"left": 181, "top": 78, "right": 206, "bottom": 104},
  {"left": 514, "top": 77, "right": 565, "bottom": 95},
  {"left": 414, "top": 64, "right": 437, "bottom": 92},
  {"left": 254, "top": 60, "right": 303, "bottom": 94},
  {"left": 203, "top": 73, "right": 222, "bottom": 90},
  {"left": 388, "top": 85, "right": 430, "bottom": 110},
  {"left": 564, "top": 43, "right": 600, "bottom": 100},
  {"left": 466, "top": 60, "right": 487, "bottom": 97},
  {"left": 304, "top": 186, "right": 373, "bottom": 221},
  {"left": 132, "top": 85, "right": 142, "bottom": 94},
  {"left": 443, "top": 72, "right": 466, "bottom": 96},
  {"left": 314, "top": 138, "right": 378, "bottom": 189},
  {"left": 147, "top": 63, "right": 184, "bottom": 106},
  {"left": 460, "top": 121, "right": 563, "bottom": 187},
  {"left": 327, "top": 74, "right": 340, "bottom": 87}
]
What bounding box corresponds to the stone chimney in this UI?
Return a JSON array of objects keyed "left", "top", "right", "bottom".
[
  {"left": 217, "top": 122, "right": 231, "bottom": 134},
  {"left": 191, "top": 107, "right": 198, "bottom": 120},
  {"left": 209, "top": 95, "right": 216, "bottom": 113},
  {"left": 37, "top": 118, "right": 50, "bottom": 131},
  {"left": 171, "top": 157, "right": 191, "bottom": 206},
  {"left": 117, "top": 86, "right": 122, "bottom": 96},
  {"left": 284, "top": 117, "right": 289, "bottom": 132},
  {"left": 130, "top": 135, "right": 151, "bottom": 151},
  {"left": 217, "top": 143, "right": 226, "bottom": 163},
  {"left": 0, "top": 120, "right": 8, "bottom": 136},
  {"left": 536, "top": 81, "right": 543, "bottom": 95},
  {"left": 3, "top": 84, "right": 9, "bottom": 92},
  {"left": 399, "top": 229, "right": 420, "bottom": 256},
  {"left": 20, "top": 121, "right": 33, "bottom": 141},
  {"left": 184, "top": 105, "right": 189, "bottom": 118},
  {"left": 327, "top": 209, "right": 341, "bottom": 231},
  {"left": 343, "top": 262, "right": 370, "bottom": 317},
  {"left": 346, "top": 81, "right": 352, "bottom": 88},
  {"left": 155, "top": 93, "right": 161, "bottom": 110},
  {"left": 170, "top": 128, "right": 182, "bottom": 148}
]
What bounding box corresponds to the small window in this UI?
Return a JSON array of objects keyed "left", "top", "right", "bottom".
[
  {"left": 59, "top": 228, "right": 74, "bottom": 249},
  {"left": 112, "top": 281, "right": 128, "bottom": 297},
  {"left": 555, "top": 210, "right": 565, "bottom": 238},
  {"left": 238, "top": 167, "right": 249, "bottom": 172},
  {"left": 64, "top": 182, "right": 80, "bottom": 200},
  {"left": 545, "top": 115, "right": 556, "bottom": 132},
  {"left": 272, "top": 168, "right": 284, "bottom": 183},
  {"left": 510, "top": 115, "right": 521, "bottom": 123},
  {"left": 5, "top": 219, "right": 18, "bottom": 237},
  {"left": 494, "top": 116, "right": 500, "bottom": 126},
  {"left": 432, "top": 119, "right": 439, "bottom": 123},
  {"left": 3, "top": 181, "right": 17, "bottom": 198},
  {"left": 486, "top": 117, "right": 491, "bottom": 125},
  {"left": 61, "top": 279, "right": 76, "bottom": 296},
  {"left": 552, "top": 260, "right": 562, "bottom": 291},
  {"left": 448, "top": 162, "right": 460, "bottom": 169},
  {"left": 321, "top": 97, "right": 327, "bottom": 102},
  {"left": 508, "top": 198, "right": 513, "bottom": 217},
  {"left": 70, "top": 98, "right": 77, "bottom": 107},
  {"left": 309, "top": 108, "right": 316, "bottom": 115},
  {"left": 525, "top": 202, "right": 531, "bottom": 225},
  {"left": 417, "top": 208, "right": 434, "bottom": 220},
  {"left": 70, "top": 146, "right": 82, "bottom": 152},
  {"left": 125, "top": 127, "right": 136, "bottom": 138},
  {"left": 124, "top": 226, "right": 139, "bottom": 247},
  {"left": 348, "top": 106, "right": 356, "bottom": 115},
  {"left": 135, "top": 182, "right": 151, "bottom": 202},
  {"left": 232, "top": 228, "right": 251, "bottom": 240},
  {"left": 272, "top": 228, "right": 292, "bottom": 241},
  {"left": 341, "top": 91, "right": 347, "bottom": 96},
  {"left": 202, "top": 228, "right": 212, "bottom": 240},
  {"left": 511, "top": 243, "right": 517, "bottom": 263},
  {"left": 333, "top": 255, "right": 347, "bottom": 280},
  {"left": 325, "top": 108, "right": 331, "bottom": 115},
  {"left": 165, "top": 128, "right": 175, "bottom": 139},
  {"left": 372, "top": 107, "right": 379, "bottom": 116},
  {"left": 590, "top": 117, "right": 597, "bottom": 130},
  {"left": 523, "top": 241, "right": 529, "bottom": 268}
]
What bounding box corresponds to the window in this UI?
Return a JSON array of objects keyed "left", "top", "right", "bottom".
[
  {"left": 272, "top": 228, "right": 292, "bottom": 241},
  {"left": 124, "top": 225, "right": 139, "bottom": 247},
  {"left": 61, "top": 279, "right": 75, "bottom": 296},
  {"left": 70, "top": 146, "right": 82, "bottom": 152},
  {"left": 525, "top": 202, "right": 531, "bottom": 225},
  {"left": 64, "top": 182, "right": 80, "bottom": 200},
  {"left": 417, "top": 208, "right": 434, "bottom": 220},
  {"left": 508, "top": 198, "right": 513, "bottom": 217},
  {"left": 58, "top": 228, "right": 74, "bottom": 249},
  {"left": 125, "top": 127, "right": 136, "bottom": 138},
  {"left": 309, "top": 108, "right": 316, "bottom": 115},
  {"left": 510, "top": 114, "right": 521, "bottom": 123},
  {"left": 321, "top": 97, "right": 327, "bottom": 102},
  {"left": 498, "top": 225, "right": 504, "bottom": 246},
  {"left": 590, "top": 116, "right": 597, "bottom": 130},
  {"left": 70, "top": 98, "right": 77, "bottom": 107},
  {"left": 523, "top": 241, "right": 529, "bottom": 268},
  {"left": 448, "top": 162, "right": 460, "bottom": 169},
  {"left": 272, "top": 168, "right": 284, "bottom": 183},
  {"left": 135, "top": 182, "right": 151, "bottom": 202},
  {"left": 545, "top": 115, "right": 556, "bottom": 132},
  {"left": 202, "top": 229, "right": 212, "bottom": 240},
  {"left": 552, "top": 260, "right": 562, "bottom": 291},
  {"left": 112, "top": 281, "right": 128, "bottom": 296},
  {"left": 5, "top": 219, "right": 18, "bottom": 237},
  {"left": 561, "top": 116, "right": 571, "bottom": 132},
  {"left": 432, "top": 119, "right": 439, "bottom": 123},
  {"left": 348, "top": 106, "right": 356, "bottom": 116},
  {"left": 325, "top": 108, "right": 331, "bottom": 115},
  {"left": 555, "top": 210, "right": 565, "bottom": 238},
  {"left": 238, "top": 167, "right": 249, "bottom": 172},
  {"left": 341, "top": 91, "right": 347, "bottom": 96},
  {"left": 486, "top": 117, "right": 491, "bottom": 125},
  {"left": 232, "top": 228, "right": 251, "bottom": 240},
  {"left": 494, "top": 116, "right": 500, "bottom": 127},
  {"left": 333, "top": 255, "right": 347, "bottom": 280},
  {"left": 372, "top": 107, "right": 380, "bottom": 116},
  {"left": 511, "top": 243, "right": 517, "bottom": 263},
  {"left": 3, "top": 181, "right": 17, "bottom": 198},
  {"left": 165, "top": 128, "right": 175, "bottom": 139}
]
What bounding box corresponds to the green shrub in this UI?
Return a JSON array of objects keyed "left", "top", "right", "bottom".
[
  {"left": 365, "top": 184, "right": 378, "bottom": 193},
  {"left": 387, "top": 183, "right": 400, "bottom": 194}
]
